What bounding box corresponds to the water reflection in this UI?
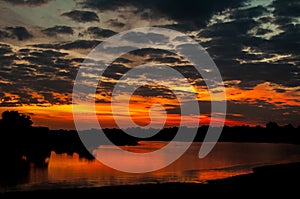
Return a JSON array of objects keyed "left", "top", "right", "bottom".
[{"left": 2, "top": 141, "right": 300, "bottom": 192}]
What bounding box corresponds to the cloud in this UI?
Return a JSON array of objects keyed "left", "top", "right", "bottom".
[
  {"left": 106, "top": 19, "right": 125, "bottom": 28},
  {"left": 18, "top": 49, "right": 69, "bottom": 72},
  {"left": 1, "top": 27, "right": 33, "bottom": 41},
  {"left": 146, "top": 56, "right": 185, "bottom": 64},
  {"left": 0, "top": 43, "right": 15, "bottom": 66},
  {"left": 230, "top": 5, "right": 268, "bottom": 19},
  {"left": 225, "top": 63, "right": 299, "bottom": 88},
  {"left": 226, "top": 101, "right": 300, "bottom": 127},
  {"left": 128, "top": 48, "right": 173, "bottom": 57},
  {"left": 0, "top": 46, "right": 80, "bottom": 106},
  {"left": 29, "top": 49, "right": 68, "bottom": 57},
  {"left": 268, "top": 24, "right": 299, "bottom": 54},
  {"left": 165, "top": 100, "right": 300, "bottom": 126},
  {"left": 0, "top": 54, "right": 14, "bottom": 67},
  {"left": 3, "top": 0, "right": 51, "bottom": 6},
  {"left": 83, "top": 0, "right": 246, "bottom": 28},
  {"left": 62, "top": 10, "right": 99, "bottom": 23},
  {"left": 85, "top": 27, "right": 116, "bottom": 38},
  {"left": 102, "top": 63, "right": 130, "bottom": 80},
  {"left": 42, "top": 26, "right": 74, "bottom": 36},
  {"left": 31, "top": 43, "right": 57, "bottom": 49},
  {"left": 273, "top": 88, "right": 286, "bottom": 93},
  {"left": 199, "top": 18, "right": 257, "bottom": 38},
  {"left": 0, "top": 43, "right": 12, "bottom": 55},
  {"left": 114, "top": 57, "right": 132, "bottom": 64},
  {"left": 122, "top": 31, "right": 169, "bottom": 44},
  {"left": 272, "top": 0, "right": 299, "bottom": 17},
  {"left": 132, "top": 85, "right": 176, "bottom": 99},
  {"left": 0, "top": 30, "right": 10, "bottom": 40},
  {"left": 191, "top": 1, "right": 299, "bottom": 90},
  {"left": 59, "top": 39, "right": 101, "bottom": 49},
  {"left": 256, "top": 28, "right": 273, "bottom": 35},
  {"left": 32, "top": 40, "right": 102, "bottom": 50}
]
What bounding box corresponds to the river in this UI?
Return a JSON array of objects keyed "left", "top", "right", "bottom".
[{"left": 1, "top": 141, "right": 300, "bottom": 192}]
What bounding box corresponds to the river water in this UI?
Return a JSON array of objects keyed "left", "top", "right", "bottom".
[{"left": 1, "top": 141, "right": 300, "bottom": 192}]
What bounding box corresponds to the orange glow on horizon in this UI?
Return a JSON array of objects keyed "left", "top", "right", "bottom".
[{"left": 0, "top": 82, "right": 298, "bottom": 129}]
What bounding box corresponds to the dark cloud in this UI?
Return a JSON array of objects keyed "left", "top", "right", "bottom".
[
  {"left": 122, "top": 31, "right": 169, "bottom": 44},
  {"left": 85, "top": 27, "right": 116, "bottom": 38},
  {"left": 102, "top": 45, "right": 136, "bottom": 54},
  {"left": 274, "top": 88, "right": 286, "bottom": 93},
  {"left": 0, "top": 44, "right": 15, "bottom": 66},
  {"left": 0, "top": 54, "right": 15, "bottom": 66},
  {"left": 146, "top": 56, "right": 185, "bottom": 64},
  {"left": 272, "top": 0, "right": 300, "bottom": 17},
  {"left": 171, "top": 65, "right": 202, "bottom": 81},
  {"left": 226, "top": 101, "right": 300, "bottom": 127},
  {"left": 256, "top": 28, "right": 272, "bottom": 35},
  {"left": 95, "top": 80, "right": 115, "bottom": 103},
  {"left": 42, "top": 26, "right": 74, "bottom": 36},
  {"left": 269, "top": 24, "right": 300, "bottom": 54},
  {"left": 257, "top": 16, "right": 273, "bottom": 24},
  {"left": 192, "top": 1, "right": 299, "bottom": 90},
  {"left": 0, "top": 30, "right": 10, "bottom": 40},
  {"left": 3, "top": 0, "right": 50, "bottom": 5},
  {"left": 220, "top": 63, "right": 300, "bottom": 89},
  {"left": 21, "top": 49, "right": 63, "bottom": 66},
  {"left": 279, "top": 23, "right": 297, "bottom": 32},
  {"left": 274, "top": 16, "right": 293, "bottom": 26},
  {"left": 70, "top": 58, "right": 85, "bottom": 63},
  {"left": 102, "top": 63, "right": 130, "bottom": 80},
  {"left": 132, "top": 85, "right": 176, "bottom": 99},
  {"left": 129, "top": 48, "right": 174, "bottom": 57},
  {"left": 17, "top": 48, "right": 30, "bottom": 55},
  {"left": 230, "top": 6, "right": 267, "bottom": 19},
  {"left": 62, "top": 10, "right": 99, "bottom": 23},
  {"left": 0, "top": 46, "right": 79, "bottom": 106},
  {"left": 114, "top": 57, "right": 132, "bottom": 63},
  {"left": 59, "top": 39, "right": 101, "bottom": 49},
  {"left": 5, "top": 26, "right": 32, "bottom": 41},
  {"left": 32, "top": 40, "right": 102, "bottom": 50},
  {"left": 31, "top": 43, "right": 57, "bottom": 49},
  {"left": 167, "top": 100, "right": 300, "bottom": 127},
  {"left": 30, "top": 49, "right": 68, "bottom": 57},
  {"left": 106, "top": 19, "right": 125, "bottom": 28},
  {"left": 0, "top": 43, "right": 12, "bottom": 55},
  {"left": 83, "top": 0, "right": 246, "bottom": 28},
  {"left": 199, "top": 19, "right": 257, "bottom": 38},
  {"left": 158, "top": 23, "right": 198, "bottom": 33}
]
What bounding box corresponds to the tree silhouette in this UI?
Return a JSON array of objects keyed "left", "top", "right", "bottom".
[
  {"left": 266, "top": 121, "right": 280, "bottom": 129},
  {"left": 0, "top": 110, "right": 33, "bottom": 129},
  {"left": 0, "top": 111, "right": 34, "bottom": 183}
]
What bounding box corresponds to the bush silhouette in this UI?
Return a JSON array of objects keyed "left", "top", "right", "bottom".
[{"left": 0, "top": 110, "right": 33, "bottom": 129}]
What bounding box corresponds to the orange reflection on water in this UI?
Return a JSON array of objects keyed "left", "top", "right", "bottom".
[
  {"left": 47, "top": 151, "right": 120, "bottom": 183},
  {"left": 47, "top": 142, "right": 258, "bottom": 185},
  {"left": 46, "top": 141, "right": 300, "bottom": 188}
]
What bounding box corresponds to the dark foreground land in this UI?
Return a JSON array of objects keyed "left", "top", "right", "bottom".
[{"left": 1, "top": 161, "right": 300, "bottom": 198}]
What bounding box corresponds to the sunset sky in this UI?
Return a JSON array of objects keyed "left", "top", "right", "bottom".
[{"left": 0, "top": 0, "right": 299, "bottom": 130}]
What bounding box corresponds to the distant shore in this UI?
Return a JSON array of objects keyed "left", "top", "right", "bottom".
[{"left": 1, "top": 161, "right": 300, "bottom": 197}]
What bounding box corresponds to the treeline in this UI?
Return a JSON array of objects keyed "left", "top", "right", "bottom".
[{"left": 123, "top": 122, "right": 300, "bottom": 144}]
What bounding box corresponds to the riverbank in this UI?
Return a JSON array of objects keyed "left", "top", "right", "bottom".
[{"left": 1, "top": 161, "right": 299, "bottom": 197}]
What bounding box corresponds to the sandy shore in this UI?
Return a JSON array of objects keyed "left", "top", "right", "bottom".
[{"left": 1, "top": 162, "right": 300, "bottom": 197}]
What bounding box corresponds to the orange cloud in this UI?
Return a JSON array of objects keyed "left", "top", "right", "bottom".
[{"left": 1, "top": 81, "right": 298, "bottom": 129}]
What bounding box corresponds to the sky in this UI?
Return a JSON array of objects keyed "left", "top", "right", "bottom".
[{"left": 0, "top": 0, "right": 299, "bottom": 130}]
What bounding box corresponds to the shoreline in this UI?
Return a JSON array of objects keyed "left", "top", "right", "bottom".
[{"left": 1, "top": 161, "right": 300, "bottom": 197}]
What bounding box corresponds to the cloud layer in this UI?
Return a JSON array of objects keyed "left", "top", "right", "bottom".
[{"left": 0, "top": 0, "right": 299, "bottom": 126}]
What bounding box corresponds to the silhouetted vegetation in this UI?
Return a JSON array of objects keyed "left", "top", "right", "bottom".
[
  {"left": 0, "top": 110, "right": 299, "bottom": 186},
  {"left": 125, "top": 123, "right": 300, "bottom": 144}
]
